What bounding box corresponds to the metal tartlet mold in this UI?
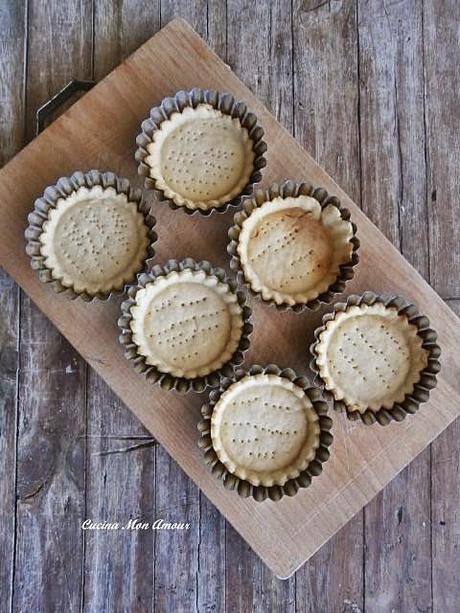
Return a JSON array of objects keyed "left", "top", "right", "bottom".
[
  {"left": 309, "top": 291, "right": 441, "bottom": 426},
  {"left": 25, "top": 169, "right": 157, "bottom": 302},
  {"left": 118, "top": 258, "right": 253, "bottom": 393},
  {"left": 197, "top": 363, "right": 333, "bottom": 502},
  {"left": 227, "top": 179, "right": 360, "bottom": 312},
  {"left": 135, "top": 87, "right": 267, "bottom": 216}
]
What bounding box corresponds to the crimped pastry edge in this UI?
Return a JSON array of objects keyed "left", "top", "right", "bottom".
[
  {"left": 228, "top": 180, "right": 360, "bottom": 312},
  {"left": 198, "top": 364, "right": 333, "bottom": 502},
  {"left": 130, "top": 268, "right": 244, "bottom": 379},
  {"left": 39, "top": 185, "right": 150, "bottom": 295},
  {"left": 236, "top": 194, "right": 354, "bottom": 306},
  {"left": 136, "top": 88, "right": 267, "bottom": 216},
  {"left": 118, "top": 258, "right": 253, "bottom": 393},
  {"left": 314, "top": 303, "right": 428, "bottom": 413},
  {"left": 144, "top": 104, "right": 255, "bottom": 211},
  {"left": 210, "top": 373, "right": 320, "bottom": 487},
  {"left": 310, "top": 292, "right": 441, "bottom": 426},
  {"left": 25, "top": 169, "right": 157, "bottom": 302}
]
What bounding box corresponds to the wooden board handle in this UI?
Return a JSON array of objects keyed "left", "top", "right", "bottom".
[{"left": 35, "top": 79, "right": 96, "bottom": 135}]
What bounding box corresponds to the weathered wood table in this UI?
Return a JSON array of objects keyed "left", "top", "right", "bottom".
[{"left": 0, "top": 1, "right": 458, "bottom": 611}]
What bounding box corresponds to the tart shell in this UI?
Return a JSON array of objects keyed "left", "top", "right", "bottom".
[
  {"left": 198, "top": 364, "right": 333, "bottom": 502},
  {"left": 142, "top": 104, "right": 255, "bottom": 211},
  {"left": 118, "top": 258, "right": 253, "bottom": 393},
  {"left": 210, "top": 373, "right": 321, "bottom": 487},
  {"left": 228, "top": 180, "right": 360, "bottom": 312},
  {"left": 129, "top": 268, "right": 244, "bottom": 379},
  {"left": 310, "top": 292, "right": 441, "bottom": 425},
  {"left": 136, "top": 88, "right": 267, "bottom": 216},
  {"left": 25, "top": 170, "right": 157, "bottom": 302}
]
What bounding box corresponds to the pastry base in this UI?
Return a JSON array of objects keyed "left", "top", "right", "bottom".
[
  {"left": 210, "top": 373, "right": 320, "bottom": 486},
  {"left": 237, "top": 195, "right": 353, "bottom": 306},
  {"left": 315, "top": 303, "right": 429, "bottom": 413},
  {"left": 145, "top": 104, "right": 255, "bottom": 211},
  {"left": 39, "top": 185, "right": 150, "bottom": 295},
  {"left": 130, "top": 268, "right": 244, "bottom": 379}
]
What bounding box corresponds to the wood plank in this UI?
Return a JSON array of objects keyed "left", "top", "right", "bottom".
[
  {"left": 12, "top": 2, "right": 92, "bottom": 611},
  {"left": 24, "top": 0, "right": 93, "bottom": 141},
  {"left": 13, "top": 329, "right": 86, "bottom": 611},
  {"left": 423, "top": 0, "right": 460, "bottom": 300},
  {"left": 358, "top": 0, "right": 430, "bottom": 275},
  {"left": 431, "top": 303, "right": 460, "bottom": 612},
  {"left": 424, "top": 0, "right": 460, "bottom": 609},
  {"left": 357, "top": 2, "right": 433, "bottom": 610},
  {"left": 0, "top": 272, "right": 18, "bottom": 613},
  {"left": 226, "top": 0, "right": 293, "bottom": 130},
  {"left": 364, "top": 456, "right": 432, "bottom": 612},
  {"left": 93, "top": 0, "right": 161, "bottom": 78},
  {"left": 0, "top": 2, "right": 25, "bottom": 610},
  {"left": 160, "top": 0, "right": 207, "bottom": 39},
  {"left": 0, "top": 18, "right": 459, "bottom": 578},
  {"left": 153, "top": 450, "right": 200, "bottom": 612},
  {"left": 292, "top": 1, "right": 364, "bottom": 609},
  {"left": 83, "top": 418, "right": 156, "bottom": 611},
  {"left": 0, "top": 0, "right": 26, "bottom": 167},
  {"left": 197, "top": 492, "right": 226, "bottom": 613}
]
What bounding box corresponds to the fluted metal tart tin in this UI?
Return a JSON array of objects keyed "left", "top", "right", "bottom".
[
  {"left": 309, "top": 291, "right": 441, "bottom": 425},
  {"left": 118, "top": 258, "right": 253, "bottom": 393},
  {"left": 135, "top": 87, "right": 267, "bottom": 216},
  {"left": 24, "top": 169, "right": 157, "bottom": 302},
  {"left": 197, "top": 363, "right": 333, "bottom": 502},
  {"left": 227, "top": 179, "right": 360, "bottom": 312}
]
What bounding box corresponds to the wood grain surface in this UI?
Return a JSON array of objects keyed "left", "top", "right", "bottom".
[{"left": 0, "top": 1, "right": 459, "bottom": 611}]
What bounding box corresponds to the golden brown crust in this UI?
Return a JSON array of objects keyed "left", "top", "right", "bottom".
[{"left": 237, "top": 195, "right": 353, "bottom": 306}]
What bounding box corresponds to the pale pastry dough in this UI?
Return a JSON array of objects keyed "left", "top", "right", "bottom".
[
  {"left": 145, "top": 104, "right": 255, "bottom": 211},
  {"left": 129, "top": 269, "right": 244, "bottom": 379},
  {"left": 39, "top": 185, "right": 150, "bottom": 295},
  {"left": 211, "top": 374, "right": 320, "bottom": 486},
  {"left": 315, "top": 303, "right": 429, "bottom": 413},
  {"left": 237, "top": 195, "right": 354, "bottom": 306}
]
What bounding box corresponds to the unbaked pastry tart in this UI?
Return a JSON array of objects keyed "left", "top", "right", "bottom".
[
  {"left": 314, "top": 302, "right": 429, "bottom": 413},
  {"left": 129, "top": 268, "right": 244, "bottom": 379},
  {"left": 236, "top": 194, "right": 354, "bottom": 306},
  {"left": 210, "top": 373, "right": 321, "bottom": 487},
  {"left": 143, "top": 104, "right": 255, "bottom": 211}
]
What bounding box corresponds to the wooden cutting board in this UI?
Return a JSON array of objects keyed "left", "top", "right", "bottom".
[{"left": 0, "top": 17, "right": 459, "bottom": 579}]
